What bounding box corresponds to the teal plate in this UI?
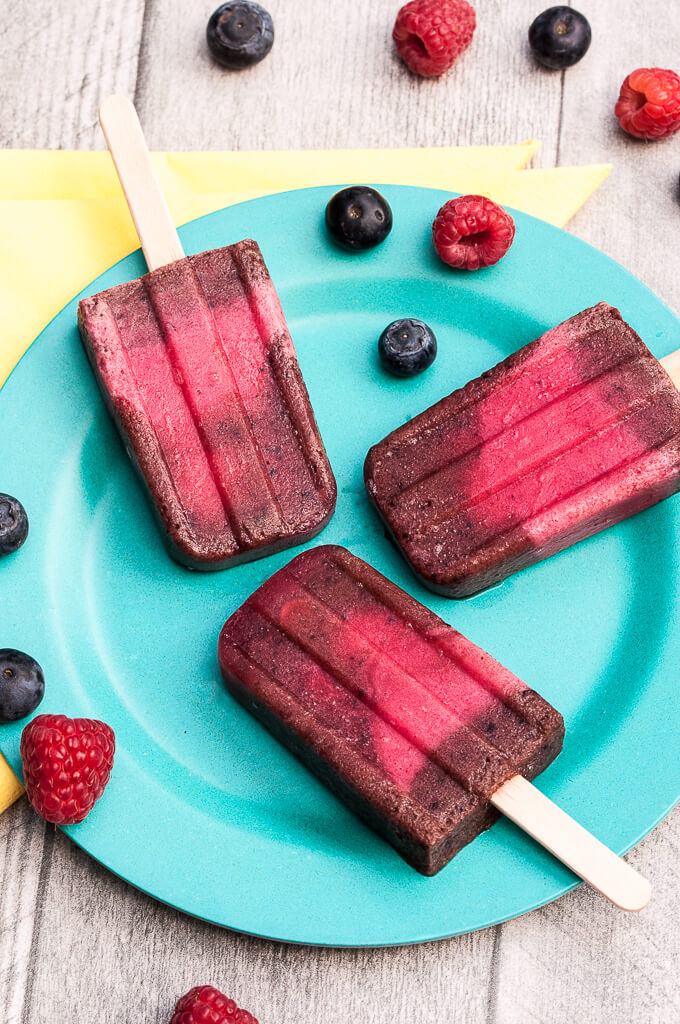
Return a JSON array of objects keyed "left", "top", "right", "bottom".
[{"left": 1, "top": 186, "right": 679, "bottom": 946}]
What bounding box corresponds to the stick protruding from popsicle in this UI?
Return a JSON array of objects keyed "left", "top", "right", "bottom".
[
  {"left": 659, "top": 349, "right": 680, "bottom": 391},
  {"left": 491, "top": 774, "right": 651, "bottom": 912},
  {"left": 98, "top": 95, "right": 185, "bottom": 272}
]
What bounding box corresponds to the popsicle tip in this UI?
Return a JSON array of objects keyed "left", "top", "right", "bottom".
[{"left": 614, "top": 872, "right": 652, "bottom": 913}]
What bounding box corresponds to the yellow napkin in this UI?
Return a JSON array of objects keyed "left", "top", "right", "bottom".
[{"left": 0, "top": 142, "right": 610, "bottom": 811}]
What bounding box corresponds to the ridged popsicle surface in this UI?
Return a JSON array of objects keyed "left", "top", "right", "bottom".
[
  {"left": 218, "top": 545, "right": 564, "bottom": 874},
  {"left": 78, "top": 241, "right": 336, "bottom": 568},
  {"left": 364, "top": 303, "right": 680, "bottom": 596}
]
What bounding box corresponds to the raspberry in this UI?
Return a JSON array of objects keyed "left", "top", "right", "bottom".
[
  {"left": 614, "top": 67, "right": 680, "bottom": 140},
  {"left": 20, "top": 714, "right": 115, "bottom": 824},
  {"left": 393, "top": 0, "right": 476, "bottom": 78},
  {"left": 432, "top": 195, "right": 515, "bottom": 270},
  {"left": 170, "top": 986, "right": 258, "bottom": 1024}
]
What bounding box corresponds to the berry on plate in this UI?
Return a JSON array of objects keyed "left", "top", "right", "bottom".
[
  {"left": 325, "top": 186, "right": 393, "bottom": 251},
  {"left": 432, "top": 195, "right": 515, "bottom": 270},
  {"left": 0, "top": 493, "right": 28, "bottom": 556},
  {"left": 615, "top": 68, "right": 680, "bottom": 140},
  {"left": 170, "top": 985, "right": 258, "bottom": 1024},
  {"left": 0, "top": 650, "right": 45, "bottom": 723},
  {"left": 378, "top": 319, "right": 437, "bottom": 377},
  {"left": 20, "top": 714, "right": 115, "bottom": 825},
  {"left": 207, "top": 2, "right": 274, "bottom": 69},
  {"left": 393, "top": 0, "right": 476, "bottom": 78},
  {"left": 528, "top": 7, "right": 591, "bottom": 70}
]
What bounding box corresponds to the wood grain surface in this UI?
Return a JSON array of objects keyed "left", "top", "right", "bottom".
[{"left": 1, "top": 1, "right": 679, "bottom": 1022}]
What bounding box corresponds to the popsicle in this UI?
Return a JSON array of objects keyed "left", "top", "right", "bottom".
[
  {"left": 364, "top": 303, "right": 680, "bottom": 596},
  {"left": 218, "top": 544, "right": 650, "bottom": 909},
  {"left": 78, "top": 96, "right": 336, "bottom": 569}
]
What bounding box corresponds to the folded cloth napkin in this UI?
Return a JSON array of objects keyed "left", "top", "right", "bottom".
[{"left": 0, "top": 142, "right": 610, "bottom": 811}]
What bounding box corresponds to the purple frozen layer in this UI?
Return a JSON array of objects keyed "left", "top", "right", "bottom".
[
  {"left": 364, "top": 303, "right": 680, "bottom": 597},
  {"left": 78, "top": 240, "right": 336, "bottom": 569},
  {"left": 218, "top": 545, "right": 564, "bottom": 875}
]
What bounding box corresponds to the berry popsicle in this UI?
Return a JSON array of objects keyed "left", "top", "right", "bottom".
[
  {"left": 365, "top": 303, "right": 680, "bottom": 596},
  {"left": 78, "top": 97, "right": 336, "bottom": 569},
  {"left": 219, "top": 545, "right": 650, "bottom": 908}
]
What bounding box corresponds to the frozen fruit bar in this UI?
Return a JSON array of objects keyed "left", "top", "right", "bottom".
[
  {"left": 218, "top": 545, "right": 564, "bottom": 875},
  {"left": 78, "top": 241, "right": 336, "bottom": 569},
  {"left": 364, "top": 303, "right": 680, "bottom": 597}
]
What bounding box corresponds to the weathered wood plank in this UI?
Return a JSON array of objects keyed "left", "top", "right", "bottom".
[
  {"left": 559, "top": 2, "right": 680, "bottom": 313},
  {"left": 134, "top": 0, "right": 561, "bottom": 164},
  {"left": 0, "top": 0, "right": 145, "bottom": 149},
  {"left": 0, "top": 800, "right": 48, "bottom": 1024},
  {"left": 21, "top": 824, "right": 497, "bottom": 1024},
  {"left": 492, "top": 814, "right": 680, "bottom": 1024}
]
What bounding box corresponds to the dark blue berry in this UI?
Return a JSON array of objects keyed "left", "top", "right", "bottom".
[
  {"left": 207, "top": 2, "right": 274, "bottom": 69},
  {"left": 0, "top": 650, "right": 45, "bottom": 723},
  {"left": 378, "top": 319, "right": 437, "bottom": 377},
  {"left": 325, "top": 187, "right": 393, "bottom": 251},
  {"left": 529, "top": 7, "right": 591, "bottom": 70},
  {"left": 0, "top": 494, "right": 28, "bottom": 556}
]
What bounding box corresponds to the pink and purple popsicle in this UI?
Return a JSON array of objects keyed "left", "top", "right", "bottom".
[
  {"left": 218, "top": 544, "right": 564, "bottom": 875},
  {"left": 364, "top": 303, "right": 680, "bottom": 597},
  {"left": 78, "top": 241, "right": 336, "bottom": 569}
]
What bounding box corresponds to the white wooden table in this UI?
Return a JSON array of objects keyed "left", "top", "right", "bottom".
[{"left": 2, "top": 2, "right": 679, "bottom": 1021}]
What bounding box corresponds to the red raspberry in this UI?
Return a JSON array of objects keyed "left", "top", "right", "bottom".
[
  {"left": 432, "top": 195, "right": 515, "bottom": 271},
  {"left": 20, "top": 714, "right": 115, "bottom": 824},
  {"left": 393, "top": 0, "right": 476, "bottom": 78},
  {"left": 170, "top": 986, "right": 258, "bottom": 1024},
  {"left": 614, "top": 67, "right": 680, "bottom": 140}
]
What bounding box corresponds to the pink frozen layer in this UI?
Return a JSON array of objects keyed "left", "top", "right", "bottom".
[
  {"left": 218, "top": 545, "right": 564, "bottom": 874},
  {"left": 78, "top": 241, "right": 336, "bottom": 568},
  {"left": 364, "top": 304, "right": 680, "bottom": 597}
]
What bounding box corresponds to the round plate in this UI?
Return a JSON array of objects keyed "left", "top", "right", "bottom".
[{"left": 1, "top": 186, "right": 679, "bottom": 946}]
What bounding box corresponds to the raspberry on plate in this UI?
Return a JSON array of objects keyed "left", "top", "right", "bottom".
[
  {"left": 615, "top": 67, "right": 680, "bottom": 140},
  {"left": 170, "top": 986, "right": 258, "bottom": 1024},
  {"left": 20, "top": 714, "right": 115, "bottom": 825},
  {"left": 393, "top": 0, "right": 476, "bottom": 78},
  {"left": 432, "top": 195, "right": 516, "bottom": 270}
]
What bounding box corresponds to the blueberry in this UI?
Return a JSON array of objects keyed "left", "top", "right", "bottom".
[
  {"left": 529, "top": 7, "right": 591, "bottom": 70},
  {"left": 378, "top": 319, "right": 437, "bottom": 377},
  {"left": 0, "top": 650, "right": 45, "bottom": 723},
  {"left": 0, "top": 494, "right": 28, "bottom": 556},
  {"left": 207, "top": 2, "right": 274, "bottom": 69},
  {"left": 325, "top": 186, "right": 393, "bottom": 251}
]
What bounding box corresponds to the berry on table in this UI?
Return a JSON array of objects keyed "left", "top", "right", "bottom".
[
  {"left": 325, "top": 186, "right": 393, "bottom": 251},
  {"left": 615, "top": 68, "right": 680, "bottom": 140},
  {"left": 20, "top": 714, "right": 115, "bottom": 825},
  {"left": 207, "top": 2, "right": 274, "bottom": 70},
  {"left": 528, "top": 7, "right": 591, "bottom": 70},
  {"left": 378, "top": 319, "right": 437, "bottom": 377},
  {"left": 0, "top": 650, "right": 45, "bottom": 723},
  {"left": 432, "top": 195, "right": 516, "bottom": 270},
  {"left": 0, "top": 493, "right": 28, "bottom": 555},
  {"left": 170, "top": 985, "right": 258, "bottom": 1024},
  {"left": 393, "top": 0, "right": 476, "bottom": 78}
]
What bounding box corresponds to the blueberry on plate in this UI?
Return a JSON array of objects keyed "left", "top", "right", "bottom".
[
  {"left": 0, "top": 493, "right": 28, "bottom": 556},
  {"left": 528, "top": 7, "right": 591, "bottom": 70},
  {"left": 378, "top": 319, "right": 437, "bottom": 377},
  {"left": 325, "top": 186, "right": 393, "bottom": 251},
  {"left": 207, "top": 2, "right": 274, "bottom": 69},
  {"left": 0, "top": 650, "right": 45, "bottom": 723}
]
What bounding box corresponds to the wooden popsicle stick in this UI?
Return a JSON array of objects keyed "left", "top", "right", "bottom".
[
  {"left": 491, "top": 774, "right": 651, "bottom": 911},
  {"left": 659, "top": 349, "right": 680, "bottom": 390},
  {"left": 98, "top": 95, "right": 184, "bottom": 272}
]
